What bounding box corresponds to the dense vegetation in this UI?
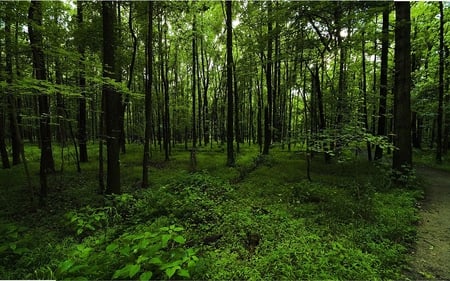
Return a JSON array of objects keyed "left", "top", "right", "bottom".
[
  {"left": 1, "top": 1, "right": 450, "bottom": 279},
  {"left": 1, "top": 144, "right": 424, "bottom": 279}
]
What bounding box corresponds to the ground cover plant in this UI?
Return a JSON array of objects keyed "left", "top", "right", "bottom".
[{"left": 0, "top": 144, "right": 422, "bottom": 280}]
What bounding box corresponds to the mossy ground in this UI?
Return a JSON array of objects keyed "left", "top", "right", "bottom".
[{"left": 0, "top": 143, "right": 422, "bottom": 279}]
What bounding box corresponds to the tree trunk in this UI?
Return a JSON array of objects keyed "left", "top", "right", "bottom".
[
  {"left": 77, "top": 0, "right": 88, "bottom": 162},
  {"left": 233, "top": 62, "right": 240, "bottom": 153},
  {"left": 192, "top": 15, "right": 197, "bottom": 149},
  {"left": 226, "top": 0, "right": 235, "bottom": 166},
  {"left": 361, "top": 31, "right": 372, "bottom": 161},
  {"left": 142, "top": 1, "right": 153, "bottom": 188},
  {"left": 436, "top": 1, "right": 444, "bottom": 163},
  {"left": 102, "top": 1, "right": 121, "bottom": 194},
  {"left": 375, "top": 5, "right": 389, "bottom": 160},
  {"left": 0, "top": 98, "right": 10, "bottom": 169},
  {"left": 29, "top": 0, "right": 55, "bottom": 205},
  {"left": 393, "top": 2, "right": 412, "bottom": 173},
  {"left": 6, "top": 3, "right": 21, "bottom": 166},
  {"left": 263, "top": 2, "right": 273, "bottom": 155}
]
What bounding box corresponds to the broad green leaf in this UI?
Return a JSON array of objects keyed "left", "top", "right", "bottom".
[
  {"left": 137, "top": 255, "right": 149, "bottom": 264},
  {"left": 58, "top": 260, "right": 74, "bottom": 273},
  {"left": 161, "top": 234, "right": 171, "bottom": 247},
  {"left": 173, "top": 235, "right": 186, "bottom": 244},
  {"left": 165, "top": 266, "right": 180, "bottom": 278},
  {"left": 139, "top": 271, "right": 153, "bottom": 281},
  {"left": 177, "top": 269, "right": 190, "bottom": 278},
  {"left": 129, "top": 264, "right": 141, "bottom": 278},
  {"left": 106, "top": 243, "right": 118, "bottom": 253},
  {"left": 148, "top": 257, "right": 163, "bottom": 265}
]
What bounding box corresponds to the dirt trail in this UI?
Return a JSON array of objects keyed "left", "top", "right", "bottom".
[{"left": 408, "top": 167, "right": 450, "bottom": 280}]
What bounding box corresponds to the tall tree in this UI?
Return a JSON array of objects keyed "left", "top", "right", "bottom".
[
  {"left": 374, "top": 4, "right": 390, "bottom": 160},
  {"left": 102, "top": 1, "right": 121, "bottom": 194},
  {"left": 6, "top": 2, "right": 21, "bottom": 165},
  {"left": 393, "top": 2, "right": 412, "bottom": 173},
  {"left": 142, "top": 1, "right": 153, "bottom": 188},
  {"left": 77, "top": 0, "right": 88, "bottom": 162},
  {"left": 263, "top": 2, "right": 273, "bottom": 155},
  {"left": 436, "top": 1, "right": 445, "bottom": 163},
  {"left": 192, "top": 14, "right": 197, "bottom": 149},
  {"left": 29, "top": 0, "right": 55, "bottom": 205},
  {"left": 226, "top": 0, "right": 235, "bottom": 166}
]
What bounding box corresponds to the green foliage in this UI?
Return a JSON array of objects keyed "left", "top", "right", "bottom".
[
  {"left": 65, "top": 206, "right": 118, "bottom": 237},
  {"left": 56, "top": 224, "right": 197, "bottom": 280},
  {"left": 0, "top": 223, "right": 30, "bottom": 257}
]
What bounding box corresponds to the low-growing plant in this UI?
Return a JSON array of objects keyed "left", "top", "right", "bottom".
[{"left": 56, "top": 224, "right": 198, "bottom": 280}]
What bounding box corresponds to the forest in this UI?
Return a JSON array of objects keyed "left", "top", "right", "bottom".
[{"left": 1, "top": 0, "right": 450, "bottom": 280}]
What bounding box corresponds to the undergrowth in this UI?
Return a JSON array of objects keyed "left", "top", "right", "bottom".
[{"left": 0, "top": 144, "right": 422, "bottom": 280}]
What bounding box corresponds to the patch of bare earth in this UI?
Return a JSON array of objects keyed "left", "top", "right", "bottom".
[{"left": 408, "top": 167, "right": 450, "bottom": 280}]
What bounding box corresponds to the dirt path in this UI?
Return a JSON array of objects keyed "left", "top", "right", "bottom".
[{"left": 408, "top": 167, "right": 450, "bottom": 280}]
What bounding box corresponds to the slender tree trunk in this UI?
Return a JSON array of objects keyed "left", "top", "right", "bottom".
[
  {"left": 263, "top": 2, "right": 273, "bottom": 155},
  {"left": 102, "top": 1, "right": 121, "bottom": 194},
  {"left": 77, "top": 0, "right": 88, "bottom": 162},
  {"left": 361, "top": 31, "right": 372, "bottom": 161},
  {"left": 0, "top": 98, "right": 10, "bottom": 169},
  {"left": 436, "top": 1, "right": 445, "bottom": 163},
  {"left": 393, "top": 2, "right": 412, "bottom": 173},
  {"left": 29, "top": 0, "right": 55, "bottom": 205},
  {"left": 200, "top": 33, "right": 210, "bottom": 145},
  {"left": 192, "top": 15, "right": 197, "bottom": 149},
  {"left": 142, "top": 1, "right": 153, "bottom": 188},
  {"left": 233, "top": 63, "right": 240, "bottom": 153},
  {"left": 161, "top": 18, "right": 170, "bottom": 161},
  {"left": 6, "top": 3, "right": 21, "bottom": 166},
  {"left": 226, "top": 0, "right": 235, "bottom": 166},
  {"left": 375, "top": 6, "right": 389, "bottom": 160}
]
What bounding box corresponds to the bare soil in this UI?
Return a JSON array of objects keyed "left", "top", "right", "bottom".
[{"left": 408, "top": 167, "right": 450, "bottom": 280}]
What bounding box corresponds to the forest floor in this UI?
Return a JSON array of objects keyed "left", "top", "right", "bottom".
[
  {"left": 408, "top": 166, "right": 450, "bottom": 280},
  {"left": 0, "top": 144, "right": 424, "bottom": 279}
]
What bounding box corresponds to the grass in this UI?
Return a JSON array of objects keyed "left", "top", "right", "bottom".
[{"left": 0, "top": 142, "right": 422, "bottom": 280}]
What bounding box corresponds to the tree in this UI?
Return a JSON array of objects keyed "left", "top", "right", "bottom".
[
  {"left": 5, "top": 2, "right": 21, "bottom": 166},
  {"left": 102, "top": 1, "right": 121, "bottom": 194},
  {"left": 436, "top": 1, "right": 444, "bottom": 163},
  {"left": 77, "top": 0, "right": 88, "bottom": 163},
  {"left": 393, "top": 2, "right": 412, "bottom": 173},
  {"left": 142, "top": 1, "right": 153, "bottom": 188},
  {"left": 374, "top": 4, "right": 390, "bottom": 160},
  {"left": 226, "top": 0, "right": 235, "bottom": 166},
  {"left": 29, "top": 0, "right": 55, "bottom": 204},
  {"left": 263, "top": 2, "right": 273, "bottom": 155}
]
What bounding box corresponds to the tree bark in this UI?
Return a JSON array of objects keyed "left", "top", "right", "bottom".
[
  {"left": 6, "top": 3, "right": 21, "bottom": 165},
  {"left": 77, "top": 0, "right": 88, "bottom": 162},
  {"left": 263, "top": 2, "right": 273, "bottom": 155},
  {"left": 142, "top": 1, "right": 153, "bottom": 188},
  {"left": 29, "top": 0, "right": 55, "bottom": 205},
  {"left": 375, "top": 5, "right": 389, "bottom": 160},
  {"left": 226, "top": 0, "right": 235, "bottom": 166},
  {"left": 102, "top": 1, "right": 121, "bottom": 194},
  {"left": 393, "top": 2, "right": 412, "bottom": 173},
  {"left": 436, "top": 1, "right": 444, "bottom": 163}
]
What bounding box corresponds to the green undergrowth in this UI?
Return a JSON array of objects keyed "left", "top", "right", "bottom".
[{"left": 0, "top": 144, "right": 422, "bottom": 280}]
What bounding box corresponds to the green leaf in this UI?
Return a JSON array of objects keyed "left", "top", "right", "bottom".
[
  {"left": 129, "top": 264, "right": 141, "bottom": 278},
  {"left": 137, "top": 255, "right": 149, "bottom": 264},
  {"left": 165, "top": 266, "right": 180, "bottom": 278},
  {"left": 139, "top": 271, "right": 153, "bottom": 281},
  {"left": 59, "top": 260, "right": 74, "bottom": 273},
  {"left": 119, "top": 245, "right": 131, "bottom": 256},
  {"left": 106, "top": 243, "right": 118, "bottom": 253},
  {"left": 161, "top": 234, "right": 171, "bottom": 247},
  {"left": 173, "top": 235, "right": 186, "bottom": 244},
  {"left": 177, "top": 269, "right": 190, "bottom": 278},
  {"left": 148, "top": 257, "right": 163, "bottom": 265}
]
